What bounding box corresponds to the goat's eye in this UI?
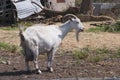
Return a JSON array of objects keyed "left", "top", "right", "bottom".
[{"left": 76, "top": 22, "right": 79, "bottom": 24}]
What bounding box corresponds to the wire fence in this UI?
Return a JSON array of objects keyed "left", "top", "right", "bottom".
[{"left": 93, "top": 3, "right": 120, "bottom": 20}]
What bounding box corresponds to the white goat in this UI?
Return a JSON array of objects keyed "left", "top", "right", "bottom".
[{"left": 19, "top": 14, "right": 84, "bottom": 74}]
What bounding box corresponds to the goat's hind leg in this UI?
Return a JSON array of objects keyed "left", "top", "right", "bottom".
[{"left": 25, "top": 59, "right": 31, "bottom": 73}]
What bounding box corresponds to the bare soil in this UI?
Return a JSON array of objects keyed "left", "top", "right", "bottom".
[{"left": 0, "top": 22, "right": 120, "bottom": 80}]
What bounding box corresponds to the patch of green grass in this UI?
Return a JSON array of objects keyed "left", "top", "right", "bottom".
[
  {"left": 0, "top": 42, "right": 18, "bottom": 53},
  {"left": 103, "top": 23, "right": 120, "bottom": 32},
  {"left": 86, "top": 27, "right": 103, "bottom": 33},
  {"left": 94, "top": 48, "right": 110, "bottom": 54},
  {"left": 72, "top": 46, "right": 120, "bottom": 63},
  {"left": 0, "top": 21, "right": 33, "bottom": 31},
  {"left": 0, "top": 23, "right": 19, "bottom": 31},
  {"left": 89, "top": 55, "right": 103, "bottom": 63},
  {"left": 111, "top": 48, "right": 120, "bottom": 58},
  {"left": 0, "top": 42, "right": 10, "bottom": 50},
  {"left": 19, "top": 21, "right": 33, "bottom": 27},
  {"left": 116, "top": 48, "right": 120, "bottom": 57},
  {"left": 87, "top": 21, "right": 120, "bottom": 33},
  {"left": 0, "top": 27, "right": 18, "bottom": 31},
  {"left": 73, "top": 50, "right": 88, "bottom": 59},
  {"left": 73, "top": 47, "right": 89, "bottom": 59},
  {"left": 88, "top": 48, "right": 111, "bottom": 63}
]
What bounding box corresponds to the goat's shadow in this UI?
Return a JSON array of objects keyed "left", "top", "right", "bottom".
[
  {"left": 0, "top": 70, "right": 29, "bottom": 76},
  {"left": 0, "top": 70, "right": 49, "bottom": 76}
]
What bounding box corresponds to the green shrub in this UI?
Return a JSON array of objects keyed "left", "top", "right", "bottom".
[
  {"left": 94, "top": 48, "right": 110, "bottom": 54},
  {"left": 87, "top": 21, "right": 120, "bottom": 32},
  {"left": 72, "top": 46, "right": 120, "bottom": 63},
  {"left": 101, "top": 23, "right": 120, "bottom": 32},
  {"left": 73, "top": 48, "right": 89, "bottom": 59}
]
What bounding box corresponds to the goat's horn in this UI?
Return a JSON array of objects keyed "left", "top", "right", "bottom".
[
  {"left": 62, "top": 14, "right": 77, "bottom": 23},
  {"left": 64, "top": 14, "right": 77, "bottom": 19}
]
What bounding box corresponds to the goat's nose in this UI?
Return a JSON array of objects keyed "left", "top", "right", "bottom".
[{"left": 80, "top": 28, "right": 84, "bottom": 32}]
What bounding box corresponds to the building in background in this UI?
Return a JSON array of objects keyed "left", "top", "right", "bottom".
[{"left": 41, "top": 0, "right": 75, "bottom": 11}]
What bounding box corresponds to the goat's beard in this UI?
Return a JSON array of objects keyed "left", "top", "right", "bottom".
[{"left": 76, "top": 30, "right": 80, "bottom": 42}]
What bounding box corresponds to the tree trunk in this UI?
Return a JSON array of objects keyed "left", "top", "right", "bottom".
[{"left": 80, "top": 0, "right": 94, "bottom": 15}]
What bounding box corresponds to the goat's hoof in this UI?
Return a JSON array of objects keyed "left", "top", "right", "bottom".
[
  {"left": 47, "top": 67, "right": 53, "bottom": 72},
  {"left": 35, "top": 69, "right": 42, "bottom": 74}
]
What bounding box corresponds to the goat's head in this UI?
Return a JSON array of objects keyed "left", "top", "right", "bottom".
[{"left": 63, "top": 14, "right": 84, "bottom": 42}]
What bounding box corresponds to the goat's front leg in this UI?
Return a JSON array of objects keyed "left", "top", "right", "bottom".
[
  {"left": 33, "top": 58, "right": 42, "bottom": 74},
  {"left": 47, "top": 48, "right": 57, "bottom": 72},
  {"left": 33, "top": 49, "right": 42, "bottom": 74}
]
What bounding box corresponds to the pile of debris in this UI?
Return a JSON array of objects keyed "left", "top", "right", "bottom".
[
  {"left": 26, "top": 14, "right": 115, "bottom": 25},
  {"left": 46, "top": 14, "right": 114, "bottom": 23},
  {"left": 43, "top": 7, "right": 80, "bottom": 17},
  {"left": 77, "top": 15, "right": 115, "bottom": 22}
]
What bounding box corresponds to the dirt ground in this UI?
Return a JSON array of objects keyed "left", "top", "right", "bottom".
[{"left": 0, "top": 22, "right": 120, "bottom": 80}]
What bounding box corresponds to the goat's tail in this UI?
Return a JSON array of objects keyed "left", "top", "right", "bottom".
[
  {"left": 18, "top": 24, "right": 25, "bottom": 42},
  {"left": 18, "top": 24, "right": 24, "bottom": 34}
]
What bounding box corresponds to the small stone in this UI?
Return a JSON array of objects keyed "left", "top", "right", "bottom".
[
  {"left": 1, "top": 61, "right": 7, "bottom": 64},
  {"left": 24, "top": 75, "right": 28, "bottom": 78},
  {"left": 109, "top": 71, "right": 115, "bottom": 75},
  {"left": 56, "top": 63, "right": 61, "bottom": 66}
]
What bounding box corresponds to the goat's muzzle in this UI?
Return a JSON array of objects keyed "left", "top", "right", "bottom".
[{"left": 80, "top": 28, "right": 84, "bottom": 32}]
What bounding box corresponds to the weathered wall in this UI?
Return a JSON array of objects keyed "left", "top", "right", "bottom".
[{"left": 48, "top": 0, "right": 75, "bottom": 11}]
